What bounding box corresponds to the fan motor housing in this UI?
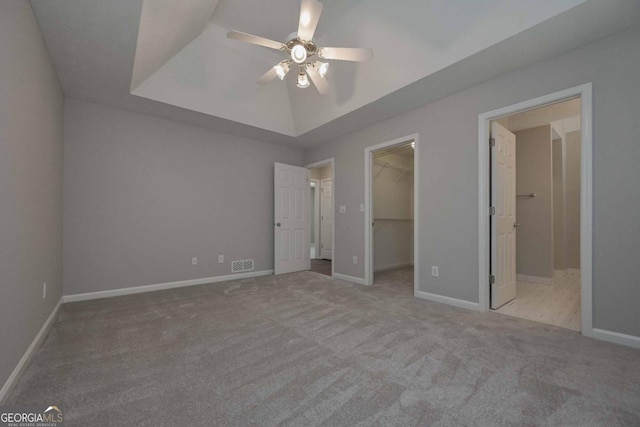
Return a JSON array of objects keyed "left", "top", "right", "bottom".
[{"left": 285, "top": 37, "right": 317, "bottom": 57}]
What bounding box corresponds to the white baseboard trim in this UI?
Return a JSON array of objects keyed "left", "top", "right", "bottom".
[
  {"left": 374, "top": 263, "right": 413, "bottom": 273},
  {"left": 333, "top": 273, "right": 367, "bottom": 286},
  {"left": 414, "top": 290, "right": 482, "bottom": 312},
  {"left": 516, "top": 274, "right": 553, "bottom": 285},
  {"left": 0, "top": 297, "right": 63, "bottom": 403},
  {"left": 63, "top": 270, "right": 273, "bottom": 303},
  {"left": 591, "top": 328, "right": 640, "bottom": 349}
]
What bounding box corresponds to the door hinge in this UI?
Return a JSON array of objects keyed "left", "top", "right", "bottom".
[
  {"left": 489, "top": 206, "right": 496, "bottom": 215},
  {"left": 490, "top": 275, "right": 496, "bottom": 284},
  {"left": 490, "top": 137, "right": 495, "bottom": 147}
]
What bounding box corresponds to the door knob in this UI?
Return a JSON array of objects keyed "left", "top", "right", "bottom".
[
  {"left": 276, "top": 222, "right": 281, "bottom": 227},
  {"left": 513, "top": 222, "right": 521, "bottom": 228}
]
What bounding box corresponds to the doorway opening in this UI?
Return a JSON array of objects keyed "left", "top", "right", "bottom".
[
  {"left": 307, "top": 159, "right": 334, "bottom": 277},
  {"left": 490, "top": 98, "right": 582, "bottom": 330},
  {"left": 365, "top": 135, "right": 419, "bottom": 295},
  {"left": 478, "top": 83, "right": 593, "bottom": 336}
]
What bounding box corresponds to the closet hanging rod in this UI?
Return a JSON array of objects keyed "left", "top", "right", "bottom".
[
  {"left": 373, "top": 160, "right": 413, "bottom": 173},
  {"left": 516, "top": 193, "right": 536, "bottom": 198}
]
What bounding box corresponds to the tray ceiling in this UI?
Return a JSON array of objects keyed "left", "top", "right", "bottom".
[
  {"left": 30, "top": 0, "right": 640, "bottom": 146},
  {"left": 131, "top": 0, "right": 587, "bottom": 137}
]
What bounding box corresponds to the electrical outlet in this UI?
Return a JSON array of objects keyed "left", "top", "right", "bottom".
[
  {"left": 431, "top": 266, "right": 439, "bottom": 277},
  {"left": 218, "top": 255, "right": 224, "bottom": 263},
  {"left": 352, "top": 256, "right": 358, "bottom": 264},
  {"left": 43, "top": 282, "right": 47, "bottom": 300},
  {"left": 192, "top": 257, "right": 198, "bottom": 265},
  {"left": 339, "top": 205, "right": 346, "bottom": 213}
]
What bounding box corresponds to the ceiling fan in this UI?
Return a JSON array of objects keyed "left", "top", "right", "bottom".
[{"left": 226, "top": 0, "right": 373, "bottom": 94}]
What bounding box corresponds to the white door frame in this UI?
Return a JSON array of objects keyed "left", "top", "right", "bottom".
[
  {"left": 319, "top": 177, "right": 333, "bottom": 260},
  {"left": 478, "top": 83, "right": 593, "bottom": 337},
  {"left": 305, "top": 158, "right": 335, "bottom": 277},
  {"left": 365, "top": 134, "right": 420, "bottom": 290},
  {"left": 309, "top": 179, "right": 320, "bottom": 259}
]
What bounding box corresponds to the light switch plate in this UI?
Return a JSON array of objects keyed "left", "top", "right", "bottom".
[{"left": 339, "top": 205, "right": 346, "bottom": 213}]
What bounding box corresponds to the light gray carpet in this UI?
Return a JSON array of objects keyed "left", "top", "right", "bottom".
[{"left": 7, "top": 268, "right": 640, "bottom": 426}]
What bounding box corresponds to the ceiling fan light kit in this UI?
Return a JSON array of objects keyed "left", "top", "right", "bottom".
[
  {"left": 227, "top": 0, "right": 372, "bottom": 94},
  {"left": 274, "top": 61, "right": 291, "bottom": 80},
  {"left": 296, "top": 72, "right": 310, "bottom": 88},
  {"left": 317, "top": 61, "right": 329, "bottom": 77}
]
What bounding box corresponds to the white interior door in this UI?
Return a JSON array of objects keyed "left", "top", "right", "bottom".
[
  {"left": 491, "top": 122, "right": 517, "bottom": 309},
  {"left": 320, "top": 178, "right": 333, "bottom": 260},
  {"left": 274, "top": 163, "right": 310, "bottom": 275}
]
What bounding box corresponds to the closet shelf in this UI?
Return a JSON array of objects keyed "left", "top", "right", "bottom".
[{"left": 373, "top": 159, "right": 414, "bottom": 181}]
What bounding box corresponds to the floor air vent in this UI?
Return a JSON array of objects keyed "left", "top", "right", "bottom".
[{"left": 232, "top": 259, "right": 254, "bottom": 273}]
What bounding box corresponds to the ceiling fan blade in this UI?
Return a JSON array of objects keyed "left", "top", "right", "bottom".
[
  {"left": 257, "top": 67, "right": 278, "bottom": 85},
  {"left": 297, "top": 0, "right": 323, "bottom": 42},
  {"left": 307, "top": 66, "right": 329, "bottom": 95},
  {"left": 319, "top": 47, "right": 373, "bottom": 62},
  {"left": 227, "top": 31, "right": 285, "bottom": 51}
]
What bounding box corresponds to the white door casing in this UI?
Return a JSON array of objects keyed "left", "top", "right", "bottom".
[
  {"left": 320, "top": 178, "right": 333, "bottom": 260},
  {"left": 364, "top": 134, "right": 419, "bottom": 289},
  {"left": 274, "top": 163, "right": 310, "bottom": 275},
  {"left": 491, "top": 122, "right": 517, "bottom": 309},
  {"left": 310, "top": 180, "right": 320, "bottom": 259},
  {"left": 479, "top": 84, "right": 592, "bottom": 338}
]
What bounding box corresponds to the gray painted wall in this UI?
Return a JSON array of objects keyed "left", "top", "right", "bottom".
[
  {"left": 0, "top": 1, "right": 64, "bottom": 391},
  {"left": 304, "top": 23, "right": 640, "bottom": 337},
  {"left": 515, "top": 126, "right": 553, "bottom": 279},
  {"left": 565, "top": 131, "right": 582, "bottom": 269},
  {"left": 63, "top": 100, "right": 303, "bottom": 295},
  {"left": 553, "top": 139, "right": 566, "bottom": 271}
]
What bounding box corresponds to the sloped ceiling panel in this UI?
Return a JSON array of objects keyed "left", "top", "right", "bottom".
[
  {"left": 131, "top": 0, "right": 221, "bottom": 90},
  {"left": 132, "top": 24, "right": 297, "bottom": 135},
  {"left": 290, "top": 0, "right": 590, "bottom": 135}
]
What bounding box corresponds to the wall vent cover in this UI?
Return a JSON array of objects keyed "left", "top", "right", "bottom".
[{"left": 232, "top": 259, "right": 254, "bottom": 273}]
